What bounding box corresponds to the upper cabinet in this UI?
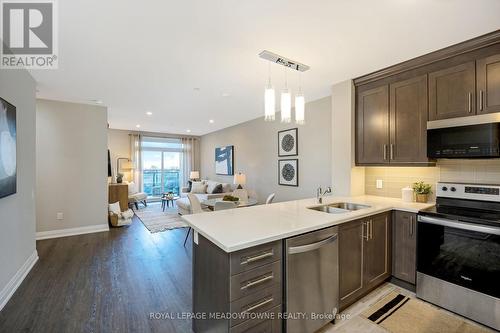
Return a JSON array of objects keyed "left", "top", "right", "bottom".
[
  {"left": 428, "top": 62, "right": 476, "bottom": 120},
  {"left": 354, "top": 30, "right": 500, "bottom": 166},
  {"left": 477, "top": 54, "right": 500, "bottom": 114},
  {"left": 355, "top": 75, "right": 429, "bottom": 165},
  {"left": 356, "top": 86, "right": 389, "bottom": 164},
  {"left": 390, "top": 75, "right": 428, "bottom": 163}
]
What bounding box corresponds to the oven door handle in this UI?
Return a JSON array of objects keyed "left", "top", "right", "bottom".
[{"left": 418, "top": 215, "right": 500, "bottom": 236}]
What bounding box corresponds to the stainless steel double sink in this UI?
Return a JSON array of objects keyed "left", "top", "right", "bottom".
[{"left": 308, "top": 202, "right": 371, "bottom": 214}]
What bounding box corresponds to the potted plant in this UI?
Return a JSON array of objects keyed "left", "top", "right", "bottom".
[{"left": 412, "top": 181, "right": 432, "bottom": 203}]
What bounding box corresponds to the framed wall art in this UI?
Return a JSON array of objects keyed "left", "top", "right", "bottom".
[
  {"left": 278, "top": 159, "right": 298, "bottom": 187},
  {"left": 278, "top": 128, "right": 298, "bottom": 157}
]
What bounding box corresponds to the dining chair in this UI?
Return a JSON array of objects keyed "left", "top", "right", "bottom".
[
  {"left": 184, "top": 194, "right": 204, "bottom": 247},
  {"left": 232, "top": 189, "right": 249, "bottom": 202},
  {"left": 214, "top": 201, "right": 238, "bottom": 211},
  {"left": 266, "top": 193, "right": 275, "bottom": 204}
]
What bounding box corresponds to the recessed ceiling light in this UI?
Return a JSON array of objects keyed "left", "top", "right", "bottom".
[
  {"left": 193, "top": 88, "right": 200, "bottom": 91},
  {"left": 136, "top": 124, "right": 141, "bottom": 128},
  {"left": 209, "top": 119, "right": 214, "bottom": 124},
  {"left": 186, "top": 129, "right": 191, "bottom": 133},
  {"left": 146, "top": 111, "right": 153, "bottom": 116},
  {"left": 221, "top": 92, "right": 230, "bottom": 97}
]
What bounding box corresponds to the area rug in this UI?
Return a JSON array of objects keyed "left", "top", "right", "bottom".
[
  {"left": 361, "top": 291, "right": 490, "bottom": 333},
  {"left": 134, "top": 203, "right": 188, "bottom": 233}
]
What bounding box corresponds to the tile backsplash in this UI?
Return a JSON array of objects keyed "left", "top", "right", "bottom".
[{"left": 364, "top": 160, "right": 500, "bottom": 201}]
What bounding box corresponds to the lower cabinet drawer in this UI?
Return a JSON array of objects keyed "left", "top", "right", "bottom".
[
  {"left": 230, "top": 261, "right": 281, "bottom": 301},
  {"left": 230, "top": 305, "right": 282, "bottom": 333},
  {"left": 230, "top": 241, "right": 282, "bottom": 275},
  {"left": 230, "top": 286, "right": 282, "bottom": 327}
]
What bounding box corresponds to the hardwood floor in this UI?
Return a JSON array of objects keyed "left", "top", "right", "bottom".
[{"left": 0, "top": 216, "right": 193, "bottom": 333}]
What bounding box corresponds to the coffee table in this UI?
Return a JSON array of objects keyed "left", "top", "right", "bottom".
[{"left": 161, "top": 194, "right": 179, "bottom": 211}]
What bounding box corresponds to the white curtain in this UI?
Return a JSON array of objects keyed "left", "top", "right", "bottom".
[
  {"left": 181, "top": 137, "right": 200, "bottom": 186},
  {"left": 130, "top": 133, "right": 143, "bottom": 190}
]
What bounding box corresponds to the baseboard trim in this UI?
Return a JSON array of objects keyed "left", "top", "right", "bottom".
[
  {"left": 0, "top": 250, "right": 39, "bottom": 311},
  {"left": 36, "top": 224, "right": 109, "bottom": 240}
]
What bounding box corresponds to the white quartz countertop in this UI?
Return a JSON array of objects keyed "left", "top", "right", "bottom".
[{"left": 181, "top": 195, "right": 434, "bottom": 253}]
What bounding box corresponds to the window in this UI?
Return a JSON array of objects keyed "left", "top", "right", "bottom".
[{"left": 141, "top": 137, "right": 182, "bottom": 199}]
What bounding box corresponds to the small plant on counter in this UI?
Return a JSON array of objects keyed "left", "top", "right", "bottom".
[
  {"left": 412, "top": 181, "right": 432, "bottom": 203},
  {"left": 222, "top": 195, "right": 239, "bottom": 202}
]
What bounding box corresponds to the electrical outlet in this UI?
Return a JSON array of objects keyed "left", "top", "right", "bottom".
[
  {"left": 376, "top": 179, "right": 383, "bottom": 189},
  {"left": 56, "top": 212, "right": 64, "bottom": 220}
]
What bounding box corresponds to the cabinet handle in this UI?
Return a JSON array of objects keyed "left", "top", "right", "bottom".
[
  {"left": 390, "top": 144, "right": 394, "bottom": 160},
  {"left": 383, "top": 144, "right": 387, "bottom": 161},
  {"left": 480, "top": 90, "right": 484, "bottom": 111},
  {"left": 409, "top": 216, "right": 413, "bottom": 237},
  {"left": 369, "top": 220, "right": 373, "bottom": 240},
  {"left": 240, "top": 274, "right": 274, "bottom": 290},
  {"left": 241, "top": 251, "right": 274, "bottom": 265},
  {"left": 362, "top": 222, "right": 369, "bottom": 240},
  {"left": 468, "top": 92, "right": 472, "bottom": 113},
  {"left": 241, "top": 297, "right": 274, "bottom": 314}
]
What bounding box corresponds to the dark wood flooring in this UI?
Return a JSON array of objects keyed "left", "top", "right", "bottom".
[{"left": 0, "top": 215, "right": 193, "bottom": 333}]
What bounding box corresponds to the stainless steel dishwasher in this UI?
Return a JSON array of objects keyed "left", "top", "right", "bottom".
[{"left": 285, "top": 226, "right": 339, "bottom": 333}]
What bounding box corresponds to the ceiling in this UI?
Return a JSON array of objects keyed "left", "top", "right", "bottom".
[{"left": 31, "top": 0, "right": 500, "bottom": 136}]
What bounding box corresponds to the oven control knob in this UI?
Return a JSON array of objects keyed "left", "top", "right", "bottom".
[
  {"left": 442, "top": 186, "right": 448, "bottom": 191},
  {"left": 450, "top": 187, "right": 456, "bottom": 192}
]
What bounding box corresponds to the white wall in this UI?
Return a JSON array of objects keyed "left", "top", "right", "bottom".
[
  {"left": 200, "top": 97, "right": 332, "bottom": 203},
  {"left": 0, "top": 69, "right": 37, "bottom": 310},
  {"left": 36, "top": 99, "right": 109, "bottom": 236},
  {"left": 331, "top": 80, "right": 365, "bottom": 196}
]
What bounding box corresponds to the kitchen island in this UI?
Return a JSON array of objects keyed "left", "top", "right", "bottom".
[{"left": 182, "top": 195, "right": 433, "bottom": 333}]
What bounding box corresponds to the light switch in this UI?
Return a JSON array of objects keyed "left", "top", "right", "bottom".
[
  {"left": 376, "top": 179, "right": 383, "bottom": 189},
  {"left": 56, "top": 212, "right": 64, "bottom": 220}
]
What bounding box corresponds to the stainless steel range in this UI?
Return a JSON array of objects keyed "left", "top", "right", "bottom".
[{"left": 417, "top": 182, "right": 500, "bottom": 330}]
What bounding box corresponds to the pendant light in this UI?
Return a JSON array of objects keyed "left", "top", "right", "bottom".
[
  {"left": 295, "top": 72, "right": 305, "bottom": 124},
  {"left": 264, "top": 63, "right": 275, "bottom": 121},
  {"left": 281, "top": 68, "right": 291, "bottom": 123}
]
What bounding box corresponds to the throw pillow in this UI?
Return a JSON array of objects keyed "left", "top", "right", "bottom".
[
  {"left": 187, "top": 180, "right": 193, "bottom": 192},
  {"left": 206, "top": 180, "right": 220, "bottom": 194},
  {"left": 221, "top": 183, "right": 232, "bottom": 193},
  {"left": 191, "top": 181, "right": 207, "bottom": 194},
  {"left": 109, "top": 202, "right": 121, "bottom": 215},
  {"left": 212, "top": 184, "right": 223, "bottom": 194}
]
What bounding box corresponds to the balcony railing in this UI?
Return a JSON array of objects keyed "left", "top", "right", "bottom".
[{"left": 143, "top": 169, "right": 180, "bottom": 198}]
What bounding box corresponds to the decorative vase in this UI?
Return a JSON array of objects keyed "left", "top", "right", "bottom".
[{"left": 416, "top": 193, "right": 428, "bottom": 203}]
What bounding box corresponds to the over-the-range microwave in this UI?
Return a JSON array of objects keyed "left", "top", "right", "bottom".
[{"left": 427, "top": 115, "right": 500, "bottom": 159}]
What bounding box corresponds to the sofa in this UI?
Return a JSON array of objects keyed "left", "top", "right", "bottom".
[{"left": 176, "top": 180, "right": 233, "bottom": 215}]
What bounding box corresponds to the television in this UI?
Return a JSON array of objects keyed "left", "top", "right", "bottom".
[{"left": 0, "top": 97, "right": 16, "bottom": 198}]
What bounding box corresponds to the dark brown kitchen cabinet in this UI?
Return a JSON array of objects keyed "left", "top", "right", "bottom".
[
  {"left": 363, "top": 213, "right": 391, "bottom": 288},
  {"left": 339, "top": 219, "right": 364, "bottom": 309},
  {"left": 428, "top": 61, "right": 476, "bottom": 120},
  {"left": 339, "top": 212, "right": 391, "bottom": 310},
  {"left": 356, "top": 85, "right": 389, "bottom": 164},
  {"left": 477, "top": 54, "right": 500, "bottom": 114},
  {"left": 392, "top": 211, "right": 417, "bottom": 285},
  {"left": 389, "top": 75, "right": 428, "bottom": 163}
]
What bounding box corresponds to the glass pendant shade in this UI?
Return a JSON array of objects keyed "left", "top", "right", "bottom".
[
  {"left": 295, "top": 93, "right": 305, "bottom": 124},
  {"left": 281, "top": 88, "right": 291, "bottom": 123},
  {"left": 264, "top": 84, "right": 275, "bottom": 121}
]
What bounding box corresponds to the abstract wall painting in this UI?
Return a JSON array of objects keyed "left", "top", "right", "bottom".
[
  {"left": 0, "top": 97, "right": 17, "bottom": 198},
  {"left": 215, "top": 145, "right": 234, "bottom": 176}
]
